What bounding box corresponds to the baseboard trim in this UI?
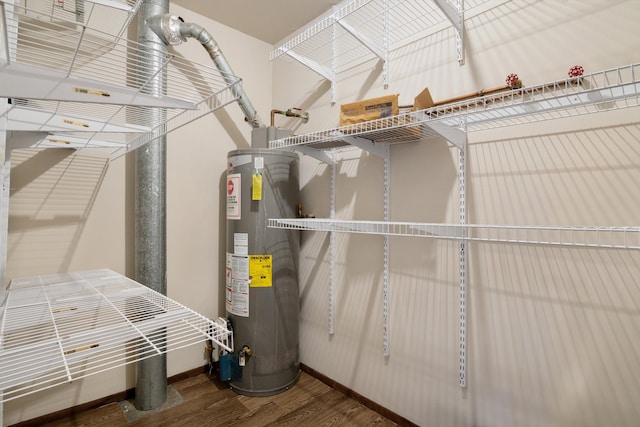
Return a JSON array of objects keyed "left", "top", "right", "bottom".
[
  {"left": 12, "top": 364, "right": 416, "bottom": 427},
  {"left": 300, "top": 363, "right": 418, "bottom": 426},
  {"left": 9, "top": 365, "right": 209, "bottom": 427}
]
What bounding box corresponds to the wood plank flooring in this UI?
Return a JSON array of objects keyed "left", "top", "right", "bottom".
[{"left": 31, "top": 371, "right": 398, "bottom": 427}]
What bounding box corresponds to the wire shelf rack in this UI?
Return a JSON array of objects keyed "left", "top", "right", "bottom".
[
  {"left": 270, "top": 0, "right": 489, "bottom": 73},
  {"left": 1, "top": 1, "right": 242, "bottom": 157},
  {"left": 269, "top": 116, "right": 439, "bottom": 150},
  {"left": 15, "top": 0, "right": 142, "bottom": 41},
  {"left": 429, "top": 64, "right": 640, "bottom": 131},
  {"left": 268, "top": 218, "right": 640, "bottom": 250},
  {"left": 0, "top": 269, "right": 233, "bottom": 403},
  {"left": 268, "top": 63, "right": 640, "bottom": 151}
]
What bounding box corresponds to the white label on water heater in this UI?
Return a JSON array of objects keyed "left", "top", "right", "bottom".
[
  {"left": 227, "top": 173, "right": 241, "bottom": 220},
  {"left": 228, "top": 255, "right": 249, "bottom": 317},
  {"left": 234, "top": 233, "right": 248, "bottom": 256},
  {"left": 254, "top": 156, "right": 264, "bottom": 170}
]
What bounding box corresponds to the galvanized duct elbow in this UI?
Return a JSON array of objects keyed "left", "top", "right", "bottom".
[{"left": 147, "top": 14, "right": 264, "bottom": 128}]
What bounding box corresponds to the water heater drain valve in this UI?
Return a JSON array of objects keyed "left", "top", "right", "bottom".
[{"left": 239, "top": 345, "right": 253, "bottom": 367}]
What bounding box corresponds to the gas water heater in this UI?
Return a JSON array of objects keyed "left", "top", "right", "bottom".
[{"left": 224, "top": 129, "right": 300, "bottom": 396}]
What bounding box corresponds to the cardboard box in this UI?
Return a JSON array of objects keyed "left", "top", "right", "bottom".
[
  {"left": 412, "top": 87, "right": 434, "bottom": 111},
  {"left": 340, "top": 94, "right": 399, "bottom": 126}
]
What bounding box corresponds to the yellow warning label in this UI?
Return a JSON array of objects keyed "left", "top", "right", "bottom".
[
  {"left": 249, "top": 254, "right": 272, "bottom": 287},
  {"left": 252, "top": 172, "right": 262, "bottom": 201}
]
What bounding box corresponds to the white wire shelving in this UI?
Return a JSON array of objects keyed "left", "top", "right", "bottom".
[
  {"left": 0, "top": 0, "right": 242, "bottom": 158},
  {"left": 268, "top": 219, "right": 640, "bottom": 250},
  {"left": 0, "top": 0, "right": 240, "bottom": 411},
  {"left": 15, "top": 0, "right": 142, "bottom": 41},
  {"left": 270, "top": 0, "right": 484, "bottom": 96},
  {"left": 267, "top": 64, "right": 640, "bottom": 250},
  {"left": 267, "top": 63, "right": 640, "bottom": 384},
  {"left": 0, "top": 269, "right": 233, "bottom": 403},
  {"left": 269, "top": 63, "right": 640, "bottom": 152}
]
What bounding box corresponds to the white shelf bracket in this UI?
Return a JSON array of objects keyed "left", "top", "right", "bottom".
[
  {"left": 433, "top": 0, "right": 465, "bottom": 65},
  {"left": 423, "top": 119, "right": 466, "bottom": 151},
  {"left": 5, "top": 131, "right": 48, "bottom": 149},
  {"left": 293, "top": 145, "right": 336, "bottom": 165},
  {"left": 337, "top": 0, "right": 389, "bottom": 89},
  {"left": 336, "top": 19, "right": 386, "bottom": 62},
  {"left": 282, "top": 49, "right": 336, "bottom": 90},
  {"left": 340, "top": 135, "right": 387, "bottom": 158}
]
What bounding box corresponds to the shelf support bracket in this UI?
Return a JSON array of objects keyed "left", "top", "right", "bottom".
[
  {"left": 5, "top": 131, "right": 49, "bottom": 149},
  {"left": 339, "top": 135, "right": 387, "bottom": 158},
  {"left": 336, "top": 19, "right": 386, "bottom": 62},
  {"left": 293, "top": 146, "right": 336, "bottom": 165},
  {"left": 422, "top": 120, "right": 466, "bottom": 151},
  {"left": 281, "top": 49, "right": 335, "bottom": 90},
  {"left": 433, "top": 0, "right": 465, "bottom": 65},
  {"left": 336, "top": 0, "right": 389, "bottom": 89}
]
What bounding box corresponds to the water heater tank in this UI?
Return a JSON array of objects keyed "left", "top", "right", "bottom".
[{"left": 225, "top": 148, "right": 300, "bottom": 396}]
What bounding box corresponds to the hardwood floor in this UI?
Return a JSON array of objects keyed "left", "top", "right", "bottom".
[{"left": 30, "top": 371, "right": 398, "bottom": 426}]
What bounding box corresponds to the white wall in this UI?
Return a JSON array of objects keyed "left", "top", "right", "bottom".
[
  {"left": 3, "top": 3, "right": 272, "bottom": 425},
  {"left": 273, "top": 0, "right": 640, "bottom": 426}
]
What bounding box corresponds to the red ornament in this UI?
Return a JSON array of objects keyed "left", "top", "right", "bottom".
[
  {"left": 506, "top": 73, "right": 521, "bottom": 88},
  {"left": 568, "top": 65, "right": 584, "bottom": 78}
]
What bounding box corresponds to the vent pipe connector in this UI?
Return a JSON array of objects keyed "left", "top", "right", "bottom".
[{"left": 147, "top": 14, "right": 264, "bottom": 128}]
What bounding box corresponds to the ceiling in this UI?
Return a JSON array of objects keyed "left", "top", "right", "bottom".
[{"left": 171, "top": 0, "right": 338, "bottom": 45}]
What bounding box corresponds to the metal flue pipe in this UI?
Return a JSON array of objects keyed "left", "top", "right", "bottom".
[
  {"left": 146, "top": 14, "right": 264, "bottom": 128},
  {"left": 132, "top": 10, "right": 264, "bottom": 411},
  {"left": 134, "top": 0, "right": 168, "bottom": 411}
]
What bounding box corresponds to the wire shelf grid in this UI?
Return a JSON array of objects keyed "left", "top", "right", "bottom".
[
  {"left": 431, "top": 63, "right": 640, "bottom": 130},
  {"left": 269, "top": 63, "right": 640, "bottom": 151},
  {"left": 268, "top": 218, "right": 640, "bottom": 250},
  {"left": 15, "top": 0, "right": 142, "bottom": 41},
  {"left": 269, "top": 115, "right": 438, "bottom": 150},
  {"left": 0, "top": 269, "right": 233, "bottom": 403},
  {"left": 270, "top": 0, "right": 491, "bottom": 73},
  {"left": 1, "top": 1, "right": 242, "bottom": 157}
]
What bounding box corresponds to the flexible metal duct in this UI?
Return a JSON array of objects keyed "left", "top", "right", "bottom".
[{"left": 147, "top": 14, "right": 264, "bottom": 128}]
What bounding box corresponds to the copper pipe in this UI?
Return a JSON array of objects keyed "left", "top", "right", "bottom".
[{"left": 270, "top": 108, "right": 309, "bottom": 126}]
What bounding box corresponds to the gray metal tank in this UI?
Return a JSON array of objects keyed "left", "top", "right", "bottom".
[{"left": 225, "top": 148, "right": 300, "bottom": 396}]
